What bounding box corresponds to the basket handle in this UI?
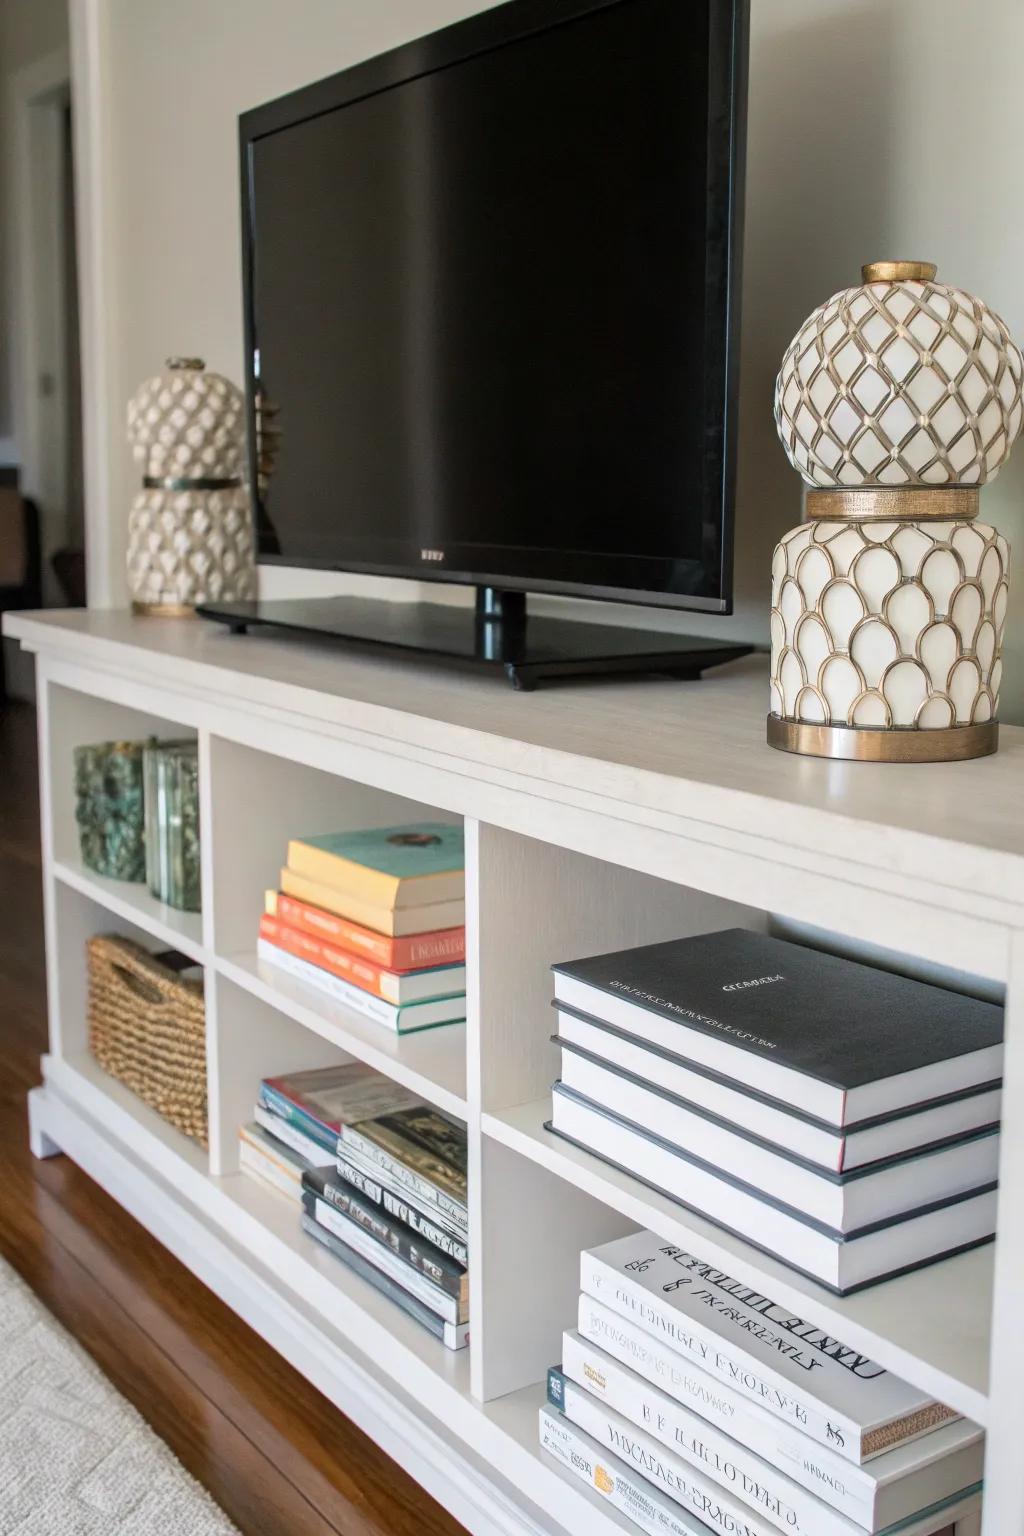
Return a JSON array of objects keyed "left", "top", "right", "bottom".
[{"left": 109, "top": 960, "right": 169, "bottom": 1007}]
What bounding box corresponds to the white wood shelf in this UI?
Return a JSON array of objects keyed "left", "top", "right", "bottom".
[
  {"left": 217, "top": 950, "right": 467, "bottom": 1117},
  {"left": 8, "top": 607, "right": 1020, "bottom": 1535},
  {"left": 482, "top": 1099, "right": 993, "bottom": 1429},
  {"left": 28, "top": 1061, "right": 654, "bottom": 1536},
  {"left": 53, "top": 857, "right": 207, "bottom": 964}
]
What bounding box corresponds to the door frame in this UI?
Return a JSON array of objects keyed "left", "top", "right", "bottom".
[{"left": 8, "top": 47, "right": 73, "bottom": 600}]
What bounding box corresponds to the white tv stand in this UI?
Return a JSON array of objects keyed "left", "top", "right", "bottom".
[{"left": 7, "top": 607, "right": 1019, "bottom": 1536}]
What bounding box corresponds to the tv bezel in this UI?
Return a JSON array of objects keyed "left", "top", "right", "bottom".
[{"left": 239, "top": 0, "right": 748, "bottom": 614}]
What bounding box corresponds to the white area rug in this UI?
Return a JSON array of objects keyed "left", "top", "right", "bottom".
[{"left": 0, "top": 1253, "right": 240, "bottom": 1534}]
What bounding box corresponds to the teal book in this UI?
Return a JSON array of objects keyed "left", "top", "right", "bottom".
[{"left": 286, "top": 822, "right": 465, "bottom": 910}]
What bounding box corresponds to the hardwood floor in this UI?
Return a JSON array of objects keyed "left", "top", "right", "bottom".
[{"left": 0, "top": 700, "right": 466, "bottom": 1536}]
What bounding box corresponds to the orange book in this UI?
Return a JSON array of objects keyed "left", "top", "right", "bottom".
[
  {"left": 260, "top": 912, "right": 465, "bottom": 1004},
  {"left": 266, "top": 890, "right": 466, "bottom": 970}
]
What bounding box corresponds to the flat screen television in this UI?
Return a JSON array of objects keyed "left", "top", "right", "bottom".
[{"left": 205, "top": 0, "right": 751, "bottom": 687}]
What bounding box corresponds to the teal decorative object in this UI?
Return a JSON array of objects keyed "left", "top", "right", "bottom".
[
  {"left": 74, "top": 740, "right": 152, "bottom": 881},
  {"left": 144, "top": 740, "right": 201, "bottom": 911}
]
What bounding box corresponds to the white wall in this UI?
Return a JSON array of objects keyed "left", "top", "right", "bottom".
[
  {"left": 0, "top": 0, "right": 69, "bottom": 459},
  {"left": 76, "top": 0, "right": 1024, "bottom": 719}
]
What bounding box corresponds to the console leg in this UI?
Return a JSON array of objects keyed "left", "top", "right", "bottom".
[{"left": 28, "top": 1087, "right": 61, "bottom": 1159}]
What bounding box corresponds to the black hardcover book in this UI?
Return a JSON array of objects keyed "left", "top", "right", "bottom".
[
  {"left": 301, "top": 1213, "right": 469, "bottom": 1350},
  {"left": 548, "top": 1083, "right": 997, "bottom": 1294},
  {"left": 552, "top": 928, "right": 1003, "bottom": 1127},
  {"left": 332, "top": 1148, "right": 470, "bottom": 1266},
  {"left": 303, "top": 1167, "right": 467, "bottom": 1299}
]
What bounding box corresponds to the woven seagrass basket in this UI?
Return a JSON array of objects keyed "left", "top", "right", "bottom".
[{"left": 87, "top": 934, "right": 207, "bottom": 1146}]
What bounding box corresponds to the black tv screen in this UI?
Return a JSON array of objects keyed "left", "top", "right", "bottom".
[{"left": 241, "top": 0, "right": 747, "bottom": 611}]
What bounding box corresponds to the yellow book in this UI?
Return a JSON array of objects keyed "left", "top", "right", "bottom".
[
  {"left": 280, "top": 867, "right": 466, "bottom": 937},
  {"left": 285, "top": 822, "right": 465, "bottom": 910}
]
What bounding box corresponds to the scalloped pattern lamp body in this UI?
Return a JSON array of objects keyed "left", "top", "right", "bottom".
[
  {"left": 769, "top": 262, "right": 1022, "bottom": 762},
  {"left": 126, "top": 358, "right": 256, "bottom": 615}
]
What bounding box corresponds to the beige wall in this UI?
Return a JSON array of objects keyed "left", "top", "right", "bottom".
[
  {"left": 81, "top": 0, "right": 1024, "bottom": 718},
  {"left": 0, "top": 0, "right": 69, "bottom": 453}
]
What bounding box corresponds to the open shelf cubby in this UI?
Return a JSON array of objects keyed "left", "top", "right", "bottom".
[{"left": 10, "top": 609, "right": 1016, "bottom": 1536}]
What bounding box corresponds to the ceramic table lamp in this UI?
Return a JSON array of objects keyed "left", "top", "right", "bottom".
[
  {"left": 126, "top": 357, "right": 257, "bottom": 614},
  {"left": 769, "top": 261, "right": 1023, "bottom": 761}
]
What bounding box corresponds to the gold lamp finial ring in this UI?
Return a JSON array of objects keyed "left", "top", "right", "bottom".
[{"left": 861, "top": 260, "right": 938, "bottom": 284}]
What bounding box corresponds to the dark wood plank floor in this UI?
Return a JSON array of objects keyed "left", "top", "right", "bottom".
[{"left": 0, "top": 700, "right": 466, "bottom": 1536}]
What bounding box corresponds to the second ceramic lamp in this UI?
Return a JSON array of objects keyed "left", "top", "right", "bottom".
[{"left": 769, "top": 260, "right": 1023, "bottom": 761}]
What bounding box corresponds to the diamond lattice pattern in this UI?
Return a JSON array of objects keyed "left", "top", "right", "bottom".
[{"left": 775, "top": 281, "right": 1024, "bottom": 487}]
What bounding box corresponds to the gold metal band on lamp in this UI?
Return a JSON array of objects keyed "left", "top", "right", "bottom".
[
  {"left": 803, "top": 487, "right": 980, "bottom": 524},
  {"left": 861, "top": 260, "right": 938, "bottom": 284},
  {"left": 767, "top": 715, "right": 998, "bottom": 763},
  {"left": 132, "top": 601, "right": 196, "bottom": 618}
]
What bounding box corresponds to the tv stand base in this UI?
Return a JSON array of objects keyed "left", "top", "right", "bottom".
[{"left": 197, "top": 594, "right": 752, "bottom": 690}]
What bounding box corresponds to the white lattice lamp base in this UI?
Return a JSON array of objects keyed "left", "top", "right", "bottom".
[
  {"left": 769, "top": 489, "right": 1007, "bottom": 761},
  {"left": 769, "top": 261, "right": 1021, "bottom": 762}
]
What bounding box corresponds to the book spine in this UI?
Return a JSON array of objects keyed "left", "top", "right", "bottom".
[
  {"left": 562, "top": 1331, "right": 861, "bottom": 1536},
  {"left": 397, "top": 927, "right": 467, "bottom": 970},
  {"left": 253, "top": 1103, "right": 331, "bottom": 1166},
  {"left": 580, "top": 1251, "right": 863, "bottom": 1464},
  {"left": 547, "top": 1368, "right": 781, "bottom": 1536},
  {"left": 286, "top": 839, "right": 400, "bottom": 907},
  {"left": 257, "top": 1082, "right": 338, "bottom": 1151},
  {"left": 280, "top": 868, "right": 465, "bottom": 937},
  {"left": 301, "top": 1211, "right": 442, "bottom": 1339},
  {"left": 256, "top": 938, "right": 401, "bottom": 1028},
  {"left": 260, "top": 914, "right": 395, "bottom": 1000},
  {"left": 538, "top": 1407, "right": 713, "bottom": 1536},
  {"left": 378, "top": 1184, "right": 469, "bottom": 1268},
  {"left": 239, "top": 1141, "right": 300, "bottom": 1199},
  {"left": 329, "top": 1151, "right": 469, "bottom": 1261},
  {"left": 305, "top": 1195, "right": 462, "bottom": 1323},
  {"left": 280, "top": 868, "right": 400, "bottom": 935},
  {"left": 275, "top": 892, "right": 398, "bottom": 964},
  {"left": 577, "top": 1296, "right": 877, "bottom": 1527},
  {"left": 340, "top": 1124, "right": 469, "bottom": 1234},
  {"left": 302, "top": 1170, "right": 466, "bottom": 1299}
]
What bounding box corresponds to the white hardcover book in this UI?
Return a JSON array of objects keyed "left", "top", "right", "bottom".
[
  {"left": 563, "top": 1331, "right": 861, "bottom": 1536},
  {"left": 548, "top": 1372, "right": 979, "bottom": 1536},
  {"left": 252, "top": 1103, "right": 334, "bottom": 1167},
  {"left": 574, "top": 1302, "right": 983, "bottom": 1531},
  {"left": 581, "top": 1232, "right": 957, "bottom": 1465},
  {"left": 556, "top": 1009, "right": 1003, "bottom": 1174},
  {"left": 538, "top": 1406, "right": 715, "bottom": 1536},
  {"left": 559, "top": 1047, "right": 1000, "bottom": 1230},
  {"left": 310, "top": 1197, "right": 465, "bottom": 1325},
  {"left": 553, "top": 1088, "right": 996, "bottom": 1292},
  {"left": 256, "top": 938, "right": 466, "bottom": 1031}
]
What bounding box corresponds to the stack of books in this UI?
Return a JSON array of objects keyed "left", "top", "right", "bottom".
[
  {"left": 303, "top": 1102, "right": 470, "bottom": 1351},
  {"left": 258, "top": 821, "right": 467, "bottom": 1033},
  {"left": 540, "top": 1230, "right": 983, "bottom": 1536},
  {"left": 548, "top": 928, "right": 1003, "bottom": 1293},
  {"left": 239, "top": 1061, "right": 419, "bottom": 1198}
]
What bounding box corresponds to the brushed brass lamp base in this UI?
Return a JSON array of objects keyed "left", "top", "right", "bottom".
[
  {"left": 132, "top": 601, "right": 197, "bottom": 618},
  {"left": 767, "top": 715, "right": 998, "bottom": 763}
]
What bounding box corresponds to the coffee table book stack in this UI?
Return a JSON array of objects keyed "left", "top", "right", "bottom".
[
  {"left": 548, "top": 928, "right": 1004, "bottom": 1293},
  {"left": 538, "top": 1231, "right": 982, "bottom": 1536},
  {"left": 258, "top": 821, "right": 466, "bottom": 1032},
  {"left": 238, "top": 1062, "right": 469, "bottom": 1349}
]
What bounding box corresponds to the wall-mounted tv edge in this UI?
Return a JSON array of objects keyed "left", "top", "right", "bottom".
[{"left": 199, "top": 0, "right": 753, "bottom": 689}]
